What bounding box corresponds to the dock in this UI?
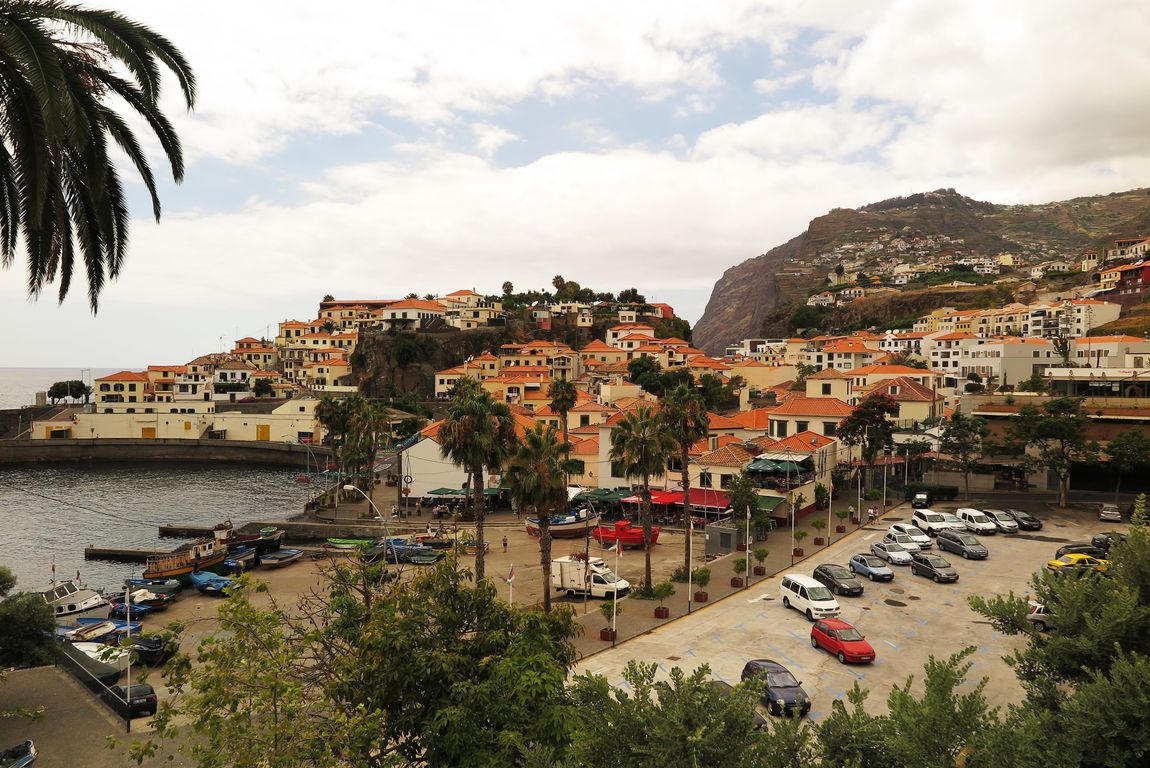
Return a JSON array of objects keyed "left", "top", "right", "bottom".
[
  {"left": 84, "top": 545, "right": 177, "bottom": 563},
  {"left": 158, "top": 525, "right": 216, "bottom": 539}
]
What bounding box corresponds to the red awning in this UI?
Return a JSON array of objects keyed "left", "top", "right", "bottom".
[
  {"left": 670, "top": 488, "right": 731, "bottom": 510},
  {"left": 620, "top": 489, "right": 681, "bottom": 505}
]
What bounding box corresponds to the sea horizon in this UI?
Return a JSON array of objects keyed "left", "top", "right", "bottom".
[{"left": 0, "top": 366, "right": 125, "bottom": 410}]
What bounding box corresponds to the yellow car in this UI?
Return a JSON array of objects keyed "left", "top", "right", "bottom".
[{"left": 1045, "top": 553, "right": 1111, "bottom": 574}]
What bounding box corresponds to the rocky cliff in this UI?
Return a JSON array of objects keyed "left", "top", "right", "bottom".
[{"left": 693, "top": 187, "right": 1150, "bottom": 354}]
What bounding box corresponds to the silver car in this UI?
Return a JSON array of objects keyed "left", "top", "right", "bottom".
[
  {"left": 883, "top": 532, "right": 922, "bottom": 554},
  {"left": 1099, "top": 503, "right": 1123, "bottom": 522},
  {"left": 982, "top": 509, "right": 1019, "bottom": 533},
  {"left": 888, "top": 523, "right": 932, "bottom": 550},
  {"left": 871, "top": 540, "right": 913, "bottom": 565}
]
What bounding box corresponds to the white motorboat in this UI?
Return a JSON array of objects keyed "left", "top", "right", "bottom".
[
  {"left": 71, "top": 642, "right": 130, "bottom": 672},
  {"left": 41, "top": 581, "right": 111, "bottom": 625}
]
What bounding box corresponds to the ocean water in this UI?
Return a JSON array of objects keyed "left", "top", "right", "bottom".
[{"left": 0, "top": 367, "right": 119, "bottom": 410}]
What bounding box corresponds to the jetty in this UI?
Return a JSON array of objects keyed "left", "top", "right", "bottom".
[{"left": 84, "top": 544, "right": 178, "bottom": 563}]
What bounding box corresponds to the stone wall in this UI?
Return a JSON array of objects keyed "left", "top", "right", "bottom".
[{"left": 0, "top": 437, "right": 331, "bottom": 466}]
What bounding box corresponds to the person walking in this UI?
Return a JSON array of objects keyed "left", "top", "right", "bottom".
[
  {"left": 867, "top": 506, "right": 877, "bottom": 526},
  {"left": 502, "top": 535, "right": 509, "bottom": 554}
]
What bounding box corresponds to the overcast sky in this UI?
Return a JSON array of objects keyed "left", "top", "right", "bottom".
[{"left": 5, "top": 0, "right": 1150, "bottom": 368}]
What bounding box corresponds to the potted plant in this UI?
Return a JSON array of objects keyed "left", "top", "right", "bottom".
[
  {"left": 752, "top": 547, "right": 769, "bottom": 576},
  {"left": 835, "top": 507, "right": 849, "bottom": 533},
  {"left": 598, "top": 600, "right": 620, "bottom": 642},
  {"left": 652, "top": 579, "right": 675, "bottom": 619},
  {"left": 692, "top": 567, "right": 711, "bottom": 603},
  {"left": 811, "top": 518, "right": 827, "bottom": 546},
  {"left": 792, "top": 529, "right": 808, "bottom": 558},
  {"left": 731, "top": 557, "right": 747, "bottom": 588}
]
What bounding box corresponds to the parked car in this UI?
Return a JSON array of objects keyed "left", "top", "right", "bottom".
[
  {"left": 0, "top": 740, "right": 36, "bottom": 768},
  {"left": 848, "top": 553, "right": 894, "bottom": 582},
  {"left": 936, "top": 529, "right": 989, "bottom": 559},
  {"left": 883, "top": 532, "right": 923, "bottom": 553},
  {"left": 911, "top": 492, "right": 931, "bottom": 509},
  {"left": 812, "top": 564, "right": 864, "bottom": 597},
  {"left": 1003, "top": 508, "right": 1042, "bottom": 531},
  {"left": 956, "top": 508, "right": 998, "bottom": 535},
  {"left": 810, "top": 618, "right": 875, "bottom": 664},
  {"left": 888, "top": 523, "right": 932, "bottom": 550},
  {"left": 780, "top": 574, "right": 842, "bottom": 621},
  {"left": 1055, "top": 544, "right": 1109, "bottom": 559},
  {"left": 708, "top": 680, "right": 769, "bottom": 729},
  {"left": 909, "top": 552, "right": 959, "bottom": 583},
  {"left": 1099, "top": 503, "right": 1123, "bottom": 522},
  {"left": 941, "top": 512, "right": 966, "bottom": 530},
  {"left": 1092, "top": 531, "right": 1128, "bottom": 550},
  {"left": 740, "top": 659, "right": 811, "bottom": 717},
  {"left": 1026, "top": 601, "right": 1055, "bottom": 632},
  {"left": 1046, "top": 553, "right": 1111, "bottom": 574},
  {"left": 870, "top": 540, "right": 912, "bottom": 565},
  {"left": 911, "top": 509, "right": 955, "bottom": 536},
  {"left": 101, "top": 683, "right": 158, "bottom": 717},
  {"left": 981, "top": 508, "right": 1019, "bottom": 533}
]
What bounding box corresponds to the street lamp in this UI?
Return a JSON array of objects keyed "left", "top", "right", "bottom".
[{"left": 344, "top": 484, "right": 393, "bottom": 546}]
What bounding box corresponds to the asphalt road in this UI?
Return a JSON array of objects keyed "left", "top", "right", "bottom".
[{"left": 575, "top": 499, "right": 1123, "bottom": 721}]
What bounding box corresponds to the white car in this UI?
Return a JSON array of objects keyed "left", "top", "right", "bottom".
[
  {"left": 956, "top": 508, "right": 998, "bottom": 535},
  {"left": 871, "top": 540, "right": 913, "bottom": 565},
  {"left": 888, "top": 523, "right": 932, "bottom": 550},
  {"left": 981, "top": 509, "right": 1019, "bottom": 533},
  {"left": 883, "top": 532, "right": 923, "bottom": 554},
  {"left": 911, "top": 509, "right": 954, "bottom": 536}
]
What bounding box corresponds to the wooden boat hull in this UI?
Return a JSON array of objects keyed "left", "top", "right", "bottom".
[
  {"left": 526, "top": 511, "right": 601, "bottom": 538},
  {"left": 593, "top": 526, "right": 660, "bottom": 548},
  {"left": 261, "top": 548, "right": 304, "bottom": 568}
]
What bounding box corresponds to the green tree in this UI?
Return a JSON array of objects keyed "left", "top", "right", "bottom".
[
  {"left": 439, "top": 384, "right": 516, "bottom": 582},
  {"left": 725, "top": 470, "right": 762, "bottom": 535},
  {"left": 547, "top": 377, "right": 578, "bottom": 459},
  {"left": 503, "top": 424, "right": 577, "bottom": 612},
  {"left": 939, "top": 414, "right": 989, "bottom": 500},
  {"left": 617, "top": 287, "right": 645, "bottom": 304},
  {"left": 502, "top": 281, "right": 513, "bottom": 296},
  {"left": 794, "top": 362, "right": 817, "bottom": 386},
  {"left": 1016, "top": 372, "right": 1048, "bottom": 393},
  {"left": 836, "top": 393, "right": 897, "bottom": 489},
  {"left": 46, "top": 380, "right": 69, "bottom": 403},
  {"left": 659, "top": 385, "right": 710, "bottom": 574},
  {"left": 66, "top": 379, "right": 91, "bottom": 402},
  {"left": 835, "top": 263, "right": 846, "bottom": 278},
  {"left": 0, "top": 1, "right": 196, "bottom": 309},
  {"left": 252, "top": 378, "right": 274, "bottom": 398},
  {"left": 609, "top": 405, "right": 675, "bottom": 589},
  {"left": 1105, "top": 429, "right": 1150, "bottom": 501},
  {"left": 698, "top": 373, "right": 743, "bottom": 412},
  {"left": 342, "top": 399, "right": 389, "bottom": 499},
  {"left": 1006, "top": 397, "right": 1099, "bottom": 507},
  {"left": 626, "top": 356, "right": 664, "bottom": 395},
  {"left": 322, "top": 294, "right": 334, "bottom": 302},
  {"left": 0, "top": 565, "right": 54, "bottom": 669}
]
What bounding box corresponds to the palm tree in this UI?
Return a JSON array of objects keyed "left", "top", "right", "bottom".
[
  {"left": 344, "top": 399, "right": 388, "bottom": 500},
  {"left": 660, "top": 385, "right": 710, "bottom": 576},
  {"left": 503, "top": 424, "right": 576, "bottom": 612},
  {"left": 0, "top": 1, "right": 196, "bottom": 309},
  {"left": 609, "top": 405, "right": 675, "bottom": 589},
  {"left": 547, "top": 377, "right": 578, "bottom": 457},
  {"left": 438, "top": 387, "right": 516, "bottom": 582}
]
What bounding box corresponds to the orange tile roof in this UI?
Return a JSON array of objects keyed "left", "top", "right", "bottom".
[
  {"left": 610, "top": 323, "right": 656, "bottom": 331},
  {"left": 808, "top": 368, "right": 849, "bottom": 379},
  {"left": 730, "top": 409, "right": 774, "bottom": 429},
  {"left": 688, "top": 434, "right": 742, "bottom": 456},
  {"left": 387, "top": 299, "right": 446, "bottom": 311},
  {"left": 766, "top": 431, "right": 836, "bottom": 453},
  {"left": 580, "top": 339, "right": 616, "bottom": 352},
  {"left": 1077, "top": 335, "right": 1146, "bottom": 343},
  {"left": 706, "top": 412, "right": 744, "bottom": 429},
  {"left": 619, "top": 333, "right": 658, "bottom": 342},
  {"left": 570, "top": 435, "right": 599, "bottom": 456},
  {"left": 97, "top": 370, "right": 149, "bottom": 382},
  {"left": 688, "top": 356, "right": 731, "bottom": 370},
  {"left": 695, "top": 443, "right": 758, "bottom": 467},
  {"left": 768, "top": 396, "right": 855, "bottom": 418},
  {"left": 857, "top": 376, "right": 940, "bottom": 403},
  {"left": 822, "top": 341, "right": 876, "bottom": 354},
  {"left": 445, "top": 289, "right": 481, "bottom": 296},
  {"left": 847, "top": 364, "right": 938, "bottom": 376}
]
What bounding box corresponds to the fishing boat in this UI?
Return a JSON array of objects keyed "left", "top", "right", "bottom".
[
  {"left": 326, "top": 537, "right": 375, "bottom": 550},
  {"left": 189, "top": 571, "right": 235, "bottom": 595},
  {"left": 72, "top": 642, "right": 131, "bottom": 672},
  {"left": 223, "top": 545, "right": 258, "bottom": 574},
  {"left": 124, "top": 578, "right": 182, "bottom": 597},
  {"left": 120, "top": 589, "right": 173, "bottom": 611},
  {"left": 525, "top": 507, "right": 601, "bottom": 539},
  {"left": 260, "top": 548, "right": 304, "bottom": 568},
  {"left": 55, "top": 620, "right": 139, "bottom": 645},
  {"left": 109, "top": 601, "right": 153, "bottom": 620},
  {"left": 122, "top": 635, "right": 175, "bottom": 666},
  {"left": 142, "top": 535, "right": 229, "bottom": 585},
  {"left": 40, "top": 581, "right": 111, "bottom": 625},
  {"left": 59, "top": 642, "right": 122, "bottom": 685},
  {"left": 592, "top": 519, "right": 660, "bottom": 549},
  {"left": 365, "top": 540, "right": 444, "bottom": 565},
  {"left": 213, "top": 521, "right": 286, "bottom": 554}
]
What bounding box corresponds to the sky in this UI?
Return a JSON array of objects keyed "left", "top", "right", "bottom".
[{"left": 5, "top": 0, "right": 1150, "bottom": 367}]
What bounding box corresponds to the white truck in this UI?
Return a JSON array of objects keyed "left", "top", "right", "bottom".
[{"left": 552, "top": 556, "right": 630, "bottom": 598}]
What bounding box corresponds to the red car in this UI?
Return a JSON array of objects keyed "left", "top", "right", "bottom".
[{"left": 810, "top": 618, "right": 875, "bottom": 664}]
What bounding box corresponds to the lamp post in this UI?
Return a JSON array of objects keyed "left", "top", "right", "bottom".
[{"left": 344, "top": 484, "right": 393, "bottom": 559}]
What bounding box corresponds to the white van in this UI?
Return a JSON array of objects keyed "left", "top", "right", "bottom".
[
  {"left": 780, "top": 573, "right": 842, "bottom": 621},
  {"left": 956, "top": 508, "right": 998, "bottom": 535}
]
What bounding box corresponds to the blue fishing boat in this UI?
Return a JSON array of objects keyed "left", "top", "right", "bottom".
[
  {"left": 124, "top": 578, "right": 182, "bottom": 597},
  {"left": 189, "top": 571, "right": 235, "bottom": 595},
  {"left": 109, "top": 601, "right": 153, "bottom": 620},
  {"left": 260, "top": 548, "right": 304, "bottom": 568},
  {"left": 525, "top": 507, "right": 600, "bottom": 538}
]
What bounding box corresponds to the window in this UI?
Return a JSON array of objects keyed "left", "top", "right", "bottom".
[
  {"left": 720, "top": 474, "right": 734, "bottom": 489},
  {"left": 821, "top": 383, "right": 831, "bottom": 395},
  {"left": 776, "top": 421, "right": 788, "bottom": 438},
  {"left": 580, "top": 415, "right": 591, "bottom": 427},
  {"left": 611, "top": 461, "right": 626, "bottom": 478},
  {"left": 699, "top": 472, "right": 713, "bottom": 488},
  {"left": 667, "top": 457, "right": 682, "bottom": 472},
  {"left": 823, "top": 422, "right": 837, "bottom": 436},
  {"left": 796, "top": 421, "right": 809, "bottom": 433}
]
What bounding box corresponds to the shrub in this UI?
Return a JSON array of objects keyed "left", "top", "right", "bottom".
[{"left": 691, "top": 567, "right": 711, "bottom": 589}]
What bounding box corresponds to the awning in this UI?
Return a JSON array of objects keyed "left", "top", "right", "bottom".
[
  {"left": 773, "top": 461, "right": 803, "bottom": 474},
  {"left": 746, "top": 458, "right": 778, "bottom": 472},
  {"left": 757, "top": 452, "right": 813, "bottom": 462},
  {"left": 620, "top": 489, "right": 681, "bottom": 505},
  {"left": 755, "top": 495, "right": 787, "bottom": 512},
  {"left": 574, "top": 489, "right": 629, "bottom": 504},
  {"left": 669, "top": 488, "right": 731, "bottom": 510},
  {"left": 427, "top": 487, "right": 465, "bottom": 496}
]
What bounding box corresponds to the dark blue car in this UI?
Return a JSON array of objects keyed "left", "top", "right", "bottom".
[{"left": 740, "top": 659, "right": 811, "bottom": 717}]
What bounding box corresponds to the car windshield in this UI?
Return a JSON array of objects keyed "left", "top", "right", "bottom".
[
  {"left": 827, "top": 566, "right": 851, "bottom": 578},
  {"left": 971, "top": 514, "right": 990, "bottom": 523},
  {"left": 1012, "top": 510, "right": 1035, "bottom": 520},
  {"left": 1057, "top": 556, "right": 1074, "bottom": 564},
  {"left": 894, "top": 535, "right": 912, "bottom": 543},
  {"left": 942, "top": 514, "right": 962, "bottom": 523},
  {"left": 904, "top": 526, "right": 926, "bottom": 536},
  {"left": 836, "top": 627, "right": 864, "bottom": 642},
  {"left": 598, "top": 571, "right": 620, "bottom": 583},
  {"left": 807, "top": 586, "right": 834, "bottom": 601},
  {"left": 864, "top": 557, "right": 886, "bottom": 567},
  {"left": 927, "top": 557, "right": 950, "bottom": 568},
  {"left": 884, "top": 542, "right": 905, "bottom": 552},
  {"left": 767, "top": 671, "right": 799, "bottom": 688},
  {"left": 957, "top": 534, "right": 979, "bottom": 545},
  {"left": 922, "top": 513, "right": 944, "bottom": 522}
]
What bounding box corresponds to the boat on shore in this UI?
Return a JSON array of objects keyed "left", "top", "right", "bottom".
[
  {"left": 223, "top": 545, "right": 258, "bottom": 574},
  {"left": 326, "top": 537, "right": 375, "bottom": 550},
  {"left": 214, "top": 521, "right": 286, "bottom": 554},
  {"left": 526, "top": 508, "right": 601, "bottom": 539},
  {"left": 41, "top": 581, "right": 111, "bottom": 625},
  {"left": 260, "top": 548, "right": 304, "bottom": 568},
  {"left": 71, "top": 642, "right": 130, "bottom": 672},
  {"left": 124, "top": 578, "right": 182, "bottom": 597},
  {"left": 142, "top": 535, "right": 229, "bottom": 585},
  {"left": 55, "top": 620, "right": 140, "bottom": 644},
  {"left": 109, "top": 600, "right": 153, "bottom": 620},
  {"left": 592, "top": 519, "right": 660, "bottom": 549},
  {"left": 58, "top": 642, "right": 122, "bottom": 686},
  {"left": 189, "top": 571, "right": 235, "bottom": 595}
]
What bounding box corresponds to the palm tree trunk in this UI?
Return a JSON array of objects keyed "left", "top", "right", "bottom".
[
  {"left": 473, "top": 468, "right": 486, "bottom": 582},
  {"left": 539, "top": 506, "right": 552, "bottom": 613},
  {"left": 680, "top": 448, "right": 692, "bottom": 577},
  {"left": 641, "top": 477, "right": 653, "bottom": 590}
]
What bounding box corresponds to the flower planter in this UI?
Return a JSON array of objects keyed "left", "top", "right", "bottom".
[
  {"left": 654, "top": 606, "right": 670, "bottom": 619},
  {"left": 753, "top": 566, "right": 767, "bottom": 576},
  {"left": 835, "top": 525, "right": 847, "bottom": 533},
  {"left": 813, "top": 536, "right": 825, "bottom": 545},
  {"left": 693, "top": 590, "right": 709, "bottom": 603},
  {"left": 730, "top": 577, "right": 744, "bottom": 588},
  {"left": 599, "top": 628, "right": 617, "bottom": 642},
  {"left": 793, "top": 547, "right": 805, "bottom": 557},
  {"left": 736, "top": 543, "right": 747, "bottom": 551}
]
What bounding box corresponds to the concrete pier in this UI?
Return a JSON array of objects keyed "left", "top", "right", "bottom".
[{"left": 83, "top": 545, "right": 176, "bottom": 562}]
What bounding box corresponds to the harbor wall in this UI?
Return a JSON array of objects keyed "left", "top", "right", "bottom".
[{"left": 0, "top": 438, "right": 331, "bottom": 466}]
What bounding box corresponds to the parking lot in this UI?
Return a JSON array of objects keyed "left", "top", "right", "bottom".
[{"left": 575, "top": 499, "right": 1128, "bottom": 720}]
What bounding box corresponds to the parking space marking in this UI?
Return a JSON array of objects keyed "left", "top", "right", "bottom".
[
  {"left": 882, "top": 639, "right": 898, "bottom": 649},
  {"left": 766, "top": 644, "right": 802, "bottom": 669}
]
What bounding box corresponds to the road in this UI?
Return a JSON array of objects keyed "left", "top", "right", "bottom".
[{"left": 574, "top": 499, "right": 1120, "bottom": 720}]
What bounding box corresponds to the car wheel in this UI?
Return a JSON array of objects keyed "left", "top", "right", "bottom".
[
  {"left": 837, "top": 651, "right": 846, "bottom": 664},
  {"left": 933, "top": 574, "right": 941, "bottom": 583},
  {"left": 833, "top": 585, "right": 841, "bottom": 596},
  {"left": 811, "top": 636, "right": 819, "bottom": 648},
  {"left": 963, "top": 551, "right": 970, "bottom": 559},
  {"left": 1034, "top": 620, "right": 1047, "bottom": 632},
  {"left": 783, "top": 596, "right": 790, "bottom": 608},
  {"left": 806, "top": 609, "right": 814, "bottom": 621},
  {"left": 868, "top": 573, "right": 875, "bottom": 581}
]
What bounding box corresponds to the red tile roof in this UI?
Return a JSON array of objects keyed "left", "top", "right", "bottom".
[{"left": 768, "top": 396, "right": 855, "bottom": 418}]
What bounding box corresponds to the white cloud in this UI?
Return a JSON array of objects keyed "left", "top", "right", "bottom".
[{"left": 471, "top": 123, "right": 519, "bottom": 157}]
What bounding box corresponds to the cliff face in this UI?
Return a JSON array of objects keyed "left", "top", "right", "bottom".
[{"left": 693, "top": 187, "right": 1150, "bottom": 354}]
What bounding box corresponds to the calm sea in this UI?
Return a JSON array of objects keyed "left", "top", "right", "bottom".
[{"left": 0, "top": 366, "right": 120, "bottom": 410}]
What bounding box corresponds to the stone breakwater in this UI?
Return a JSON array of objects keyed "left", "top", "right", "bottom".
[{"left": 0, "top": 437, "right": 328, "bottom": 466}]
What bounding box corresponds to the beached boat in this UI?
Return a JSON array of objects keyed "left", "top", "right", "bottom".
[
  {"left": 58, "top": 641, "right": 122, "bottom": 685},
  {"left": 0, "top": 739, "right": 37, "bottom": 768},
  {"left": 223, "top": 545, "right": 258, "bottom": 574},
  {"left": 189, "top": 571, "right": 235, "bottom": 595},
  {"left": 41, "top": 581, "right": 111, "bottom": 625},
  {"left": 124, "top": 578, "right": 182, "bottom": 597},
  {"left": 55, "top": 620, "right": 139, "bottom": 645},
  {"left": 364, "top": 541, "right": 444, "bottom": 565},
  {"left": 109, "top": 601, "right": 153, "bottom": 620},
  {"left": 72, "top": 642, "right": 130, "bottom": 672},
  {"left": 526, "top": 508, "right": 601, "bottom": 539},
  {"left": 142, "top": 535, "right": 229, "bottom": 585},
  {"left": 120, "top": 589, "right": 173, "bottom": 611},
  {"left": 260, "top": 548, "right": 304, "bottom": 568},
  {"left": 326, "top": 537, "right": 375, "bottom": 550},
  {"left": 213, "top": 521, "right": 286, "bottom": 554},
  {"left": 592, "top": 519, "right": 660, "bottom": 549},
  {"left": 122, "top": 635, "right": 175, "bottom": 665}
]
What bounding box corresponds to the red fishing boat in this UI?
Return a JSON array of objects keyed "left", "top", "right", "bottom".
[{"left": 592, "top": 519, "right": 660, "bottom": 549}]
